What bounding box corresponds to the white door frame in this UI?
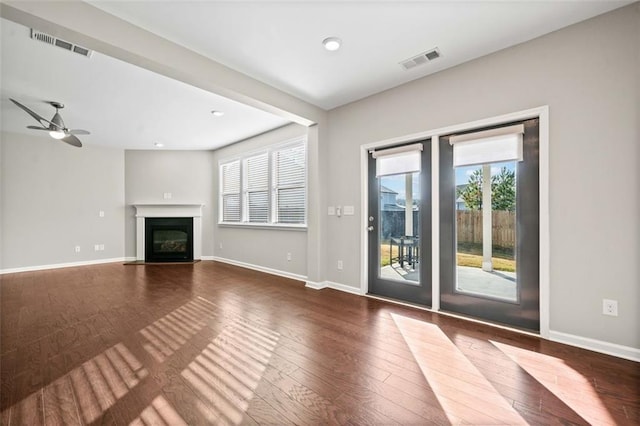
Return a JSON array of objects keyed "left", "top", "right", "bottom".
[{"left": 360, "top": 106, "right": 550, "bottom": 338}]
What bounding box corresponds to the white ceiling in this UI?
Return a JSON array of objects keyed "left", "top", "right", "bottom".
[
  {"left": 1, "top": 1, "right": 631, "bottom": 150},
  {"left": 0, "top": 18, "right": 290, "bottom": 150},
  {"left": 90, "top": 0, "right": 631, "bottom": 109}
]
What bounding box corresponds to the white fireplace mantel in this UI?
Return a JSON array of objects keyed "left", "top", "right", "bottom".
[{"left": 134, "top": 204, "right": 204, "bottom": 261}]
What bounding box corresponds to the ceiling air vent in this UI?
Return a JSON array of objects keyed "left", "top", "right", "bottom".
[
  {"left": 400, "top": 47, "right": 441, "bottom": 70},
  {"left": 30, "top": 29, "right": 93, "bottom": 58}
]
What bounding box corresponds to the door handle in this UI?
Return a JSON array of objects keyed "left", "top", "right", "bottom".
[{"left": 367, "top": 226, "right": 374, "bottom": 232}]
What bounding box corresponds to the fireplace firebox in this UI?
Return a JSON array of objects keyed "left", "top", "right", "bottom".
[{"left": 145, "top": 217, "right": 194, "bottom": 262}]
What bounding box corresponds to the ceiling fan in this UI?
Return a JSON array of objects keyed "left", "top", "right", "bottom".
[{"left": 9, "top": 98, "right": 90, "bottom": 147}]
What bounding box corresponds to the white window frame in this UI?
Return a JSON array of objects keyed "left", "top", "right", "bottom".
[{"left": 218, "top": 137, "right": 307, "bottom": 229}]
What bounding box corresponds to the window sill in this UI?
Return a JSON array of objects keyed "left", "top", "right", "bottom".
[{"left": 218, "top": 222, "right": 307, "bottom": 231}]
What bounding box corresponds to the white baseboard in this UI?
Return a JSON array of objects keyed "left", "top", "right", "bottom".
[
  {"left": 0, "top": 257, "right": 130, "bottom": 275},
  {"left": 304, "top": 280, "right": 364, "bottom": 295},
  {"left": 326, "top": 281, "right": 365, "bottom": 295},
  {"left": 549, "top": 330, "right": 640, "bottom": 362},
  {"left": 211, "top": 256, "right": 307, "bottom": 282},
  {"left": 305, "top": 280, "right": 327, "bottom": 290},
  {"left": 200, "top": 256, "right": 215, "bottom": 261}
]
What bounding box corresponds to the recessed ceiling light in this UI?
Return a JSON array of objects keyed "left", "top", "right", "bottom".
[
  {"left": 322, "top": 37, "right": 341, "bottom": 51},
  {"left": 211, "top": 110, "right": 224, "bottom": 117},
  {"left": 154, "top": 142, "right": 164, "bottom": 147}
]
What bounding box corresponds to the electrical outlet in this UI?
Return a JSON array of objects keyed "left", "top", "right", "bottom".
[
  {"left": 163, "top": 192, "right": 172, "bottom": 200},
  {"left": 99, "top": 210, "right": 105, "bottom": 217},
  {"left": 94, "top": 244, "right": 100, "bottom": 251},
  {"left": 287, "top": 252, "right": 292, "bottom": 261},
  {"left": 602, "top": 299, "right": 618, "bottom": 316},
  {"left": 219, "top": 243, "right": 223, "bottom": 249},
  {"left": 75, "top": 246, "right": 81, "bottom": 253},
  {"left": 337, "top": 260, "right": 343, "bottom": 270}
]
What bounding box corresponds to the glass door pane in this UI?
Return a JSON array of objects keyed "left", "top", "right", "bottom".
[
  {"left": 455, "top": 162, "right": 517, "bottom": 302},
  {"left": 378, "top": 172, "right": 420, "bottom": 284}
]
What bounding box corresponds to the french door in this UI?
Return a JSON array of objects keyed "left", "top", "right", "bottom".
[
  {"left": 367, "top": 140, "right": 431, "bottom": 306},
  {"left": 439, "top": 119, "right": 540, "bottom": 331}
]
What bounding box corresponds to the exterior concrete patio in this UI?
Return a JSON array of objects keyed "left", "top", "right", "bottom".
[{"left": 380, "top": 264, "right": 517, "bottom": 301}]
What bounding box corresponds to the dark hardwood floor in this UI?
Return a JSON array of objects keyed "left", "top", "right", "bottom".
[{"left": 1, "top": 261, "right": 638, "bottom": 425}]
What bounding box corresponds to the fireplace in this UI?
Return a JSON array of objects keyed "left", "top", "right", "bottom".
[
  {"left": 145, "top": 217, "right": 194, "bottom": 262},
  {"left": 134, "top": 204, "right": 203, "bottom": 262}
]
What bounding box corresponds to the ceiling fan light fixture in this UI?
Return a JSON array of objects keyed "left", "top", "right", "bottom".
[
  {"left": 322, "top": 37, "right": 341, "bottom": 51},
  {"left": 154, "top": 142, "right": 164, "bottom": 147},
  {"left": 211, "top": 110, "right": 224, "bottom": 117},
  {"left": 49, "top": 130, "right": 66, "bottom": 139},
  {"left": 10, "top": 99, "right": 85, "bottom": 147}
]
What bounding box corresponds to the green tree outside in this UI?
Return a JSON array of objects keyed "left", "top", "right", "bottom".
[
  {"left": 492, "top": 167, "right": 516, "bottom": 211},
  {"left": 458, "top": 169, "right": 483, "bottom": 210},
  {"left": 458, "top": 166, "right": 516, "bottom": 211}
]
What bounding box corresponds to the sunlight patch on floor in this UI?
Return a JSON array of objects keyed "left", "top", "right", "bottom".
[
  {"left": 491, "top": 340, "right": 617, "bottom": 425},
  {"left": 2, "top": 343, "right": 149, "bottom": 425},
  {"left": 1, "top": 296, "right": 223, "bottom": 425},
  {"left": 139, "top": 297, "right": 219, "bottom": 362},
  {"left": 391, "top": 313, "right": 526, "bottom": 425},
  {"left": 130, "top": 395, "right": 187, "bottom": 426},
  {"left": 182, "top": 318, "right": 281, "bottom": 424}
]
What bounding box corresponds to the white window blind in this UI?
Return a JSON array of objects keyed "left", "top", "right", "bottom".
[
  {"left": 372, "top": 143, "right": 423, "bottom": 177},
  {"left": 450, "top": 124, "right": 524, "bottom": 167},
  {"left": 273, "top": 143, "right": 306, "bottom": 224},
  {"left": 245, "top": 153, "right": 269, "bottom": 223},
  {"left": 218, "top": 138, "right": 307, "bottom": 226},
  {"left": 221, "top": 160, "right": 241, "bottom": 222}
]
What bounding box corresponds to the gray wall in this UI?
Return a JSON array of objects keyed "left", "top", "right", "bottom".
[
  {"left": 326, "top": 5, "right": 639, "bottom": 348},
  {"left": 124, "top": 150, "right": 216, "bottom": 258},
  {"left": 212, "top": 124, "right": 308, "bottom": 277},
  {"left": 1, "top": 132, "right": 125, "bottom": 269}
]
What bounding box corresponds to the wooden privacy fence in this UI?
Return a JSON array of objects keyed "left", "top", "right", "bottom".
[{"left": 457, "top": 210, "right": 515, "bottom": 249}]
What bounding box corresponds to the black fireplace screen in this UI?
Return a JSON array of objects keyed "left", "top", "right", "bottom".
[
  {"left": 145, "top": 217, "right": 193, "bottom": 262},
  {"left": 154, "top": 230, "right": 188, "bottom": 253}
]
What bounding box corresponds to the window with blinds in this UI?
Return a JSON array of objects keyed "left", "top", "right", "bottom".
[
  {"left": 273, "top": 144, "right": 306, "bottom": 224},
  {"left": 245, "top": 153, "right": 269, "bottom": 223},
  {"left": 218, "top": 138, "right": 307, "bottom": 227},
  {"left": 221, "top": 160, "right": 241, "bottom": 222}
]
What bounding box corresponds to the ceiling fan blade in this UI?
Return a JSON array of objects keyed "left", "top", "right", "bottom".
[
  {"left": 10, "top": 98, "right": 57, "bottom": 128},
  {"left": 26, "top": 125, "right": 50, "bottom": 131},
  {"left": 61, "top": 134, "right": 82, "bottom": 148},
  {"left": 68, "top": 129, "right": 90, "bottom": 135}
]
